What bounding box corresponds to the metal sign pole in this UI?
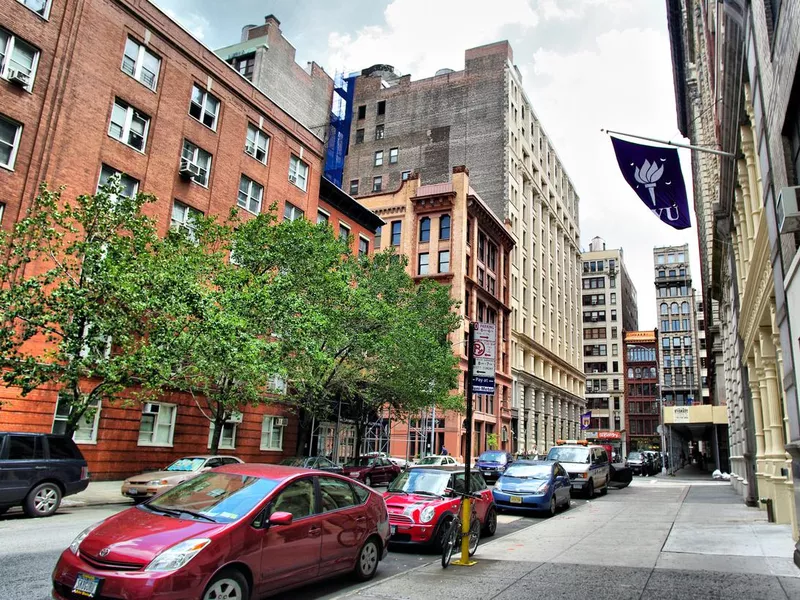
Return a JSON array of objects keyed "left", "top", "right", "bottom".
[{"left": 454, "top": 321, "right": 476, "bottom": 567}]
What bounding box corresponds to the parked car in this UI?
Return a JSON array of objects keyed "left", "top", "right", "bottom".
[
  {"left": 0, "top": 432, "right": 89, "bottom": 518},
  {"left": 53, "top": 465, "right": 390, "bottom": 600},
  {"left": 474, "top": 450, "right": 514, "bottom": 484},
  {"left": 643, "top": 450, "right": 662, "bottom": 474},
  {"left": 383, "top": 466, "right": 497, "bottom": 549},
  {"left": 280, "top": 456, "right": 344, "bottom": 474},
  {"left": 363, "top": 452, "right": 409, "bottom": 469},
  {"left": 627, "top": 451, "right": 646, "bottom": 476},
  {"left": 120, "top": 455, "right": 243, "bottom": 502},
  {"left": 342, "top": 456, "right": 401, "bottom": 487},
  {"left": 546, "top": 442, "right": 610, "bottom": 498},
  {"left": 415, "top": 454, "right": 460, "bottom": 467},
  {"left": 491, "top": 460, "right": 571, "bottom": 516}
]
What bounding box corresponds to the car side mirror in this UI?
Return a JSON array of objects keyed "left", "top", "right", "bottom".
[{"left": 269, "top": 511, "right": 293, "bottom": 526}]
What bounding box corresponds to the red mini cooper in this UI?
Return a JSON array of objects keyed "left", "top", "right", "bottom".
[{"left": 382, "top": 466, "right": 497, "bottom": 550}]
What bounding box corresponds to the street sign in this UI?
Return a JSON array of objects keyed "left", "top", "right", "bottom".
[
  {"left": 471, "top": 322, "right": 496, "bottom": 394},
  {"left": 673, "top": 406, "right": 690, "bottom": 423}
]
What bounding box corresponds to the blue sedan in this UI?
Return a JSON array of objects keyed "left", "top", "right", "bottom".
[{"left": 491, "top": 460, "right": 572, "bottom": 516}]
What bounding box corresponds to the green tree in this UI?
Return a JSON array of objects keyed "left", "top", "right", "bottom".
[
  {"left": 0, "top": 180, "right": 169, "bottom": 434},
  {"left": 486, "top": 433, "right": 499, "bottom": 450}
]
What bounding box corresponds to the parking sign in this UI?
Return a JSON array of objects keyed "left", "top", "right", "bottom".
[{"left": 472, "top": 322, "right": 496, "bottom": 394}]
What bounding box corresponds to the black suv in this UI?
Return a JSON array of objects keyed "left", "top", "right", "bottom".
[{"left": 0, "top": 432, "right": 90, "bottom": 517}]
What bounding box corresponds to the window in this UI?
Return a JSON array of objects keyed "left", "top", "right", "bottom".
[
  {"left": 138, "top": 402, "right": 176, "bottom": 446},
  {"left": 339, "top": 223, "right": 350, "bottom": 242},
  {"left": 208, "top": 415, "right": 240, "bottom": 450},
  {"left": 18, "top": 0, "right": 51, "bottom": 18},
  {"left": 189, "top": 84, "right": 220, "bottom": 130},
  {"left": 245, "top": 124, "right": 270, "bottom": 163},
  {"left": 121, "top": 37, "right": 160, "bottom": 90},
  {"left": 440, "top": 215, "right": 451, "bottom": 240},
  {"left": 389, "top": 147, "right": 398, "bottom": 164},
  {"left": 391, "top": 220, "right": 401, "bottom": 245},
  {"left": 419, "top": 217, "right": 431, "bottom": 242},
  {"left": 98, "top": 165, "right": 138, "bottom": 199},
  {"left": 108, "top": 99, "right": 149, "bottom": 152},
  {"left": 374, "top": 150, "right": 383, "bottom": 166},
  {"left": 317, "top": 210, "right": 329, "bottom": 225},
  {"left": 289, "top": 155, "right": 309, "bottom": 191},
  {"left": 372, "top": 176, "right": 382, "bottom": 192},
  {"left": 0, "top": 202, "right": 4, "bottom": 224},
  {"left": 402, "top": 170, "right": 412, "bottom": 181},
  {"left": 439, "top": 250, "right": 450, "bottom": 273},
  {"left": 375, "top": 124, "right": 384, "bottom": 140},
  {"left": 52, "top": 396, "right": 101, "bottom": 444},
  {"left": 377, "top": 100, "right": 386, "bottom": 115},
  {"left": 319, "top": 477, "right": 357, "bottom": 511},
  {"left": 232, "top": 55, "right": 255, "bottom": 80},
  {"left": 181, "top": 140, "right": 212, "bottom": 186},
  {"left": 170, "top": 200, "right": 202, "bottom": 239},
  {"left": 349, "top": 179, "right": 359, "bottom": 195},
  {"left": 283, "top": 201, "right": 303, "bottom": 222},
  {"left": 357, "top": 105, "right": 366, "bottom": 119},
  {"left": 271, "top": 478, "right": 314, "bottom": 518},
  {"left": 0, "top": 29, "right": 39, "bottom": 90},
  {"left": 237, "top": 175, "right": 264, "bottom": 214},
  {"left": 418, "top": 252, "right": 429, "bottom": 275},
  {"left": 374, "top": 226, "right": 382, "bottom": 249},
  {"left": 260, "top": 415, "right": 285, "bottom": 450},
  {"left": 359, "top": 236, "right": 369, "bottom": 256},
  {"left": 7, "top": 435, "right": 42, "bottom": 460},
  {"left": 610, "top": 293, "right": 616, "bottom": 305},
  {"left": 355, "top": 128, "right": 365, "bottom": 144}
]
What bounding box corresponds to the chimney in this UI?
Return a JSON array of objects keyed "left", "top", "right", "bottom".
[
  {"left": 264, "top": 14, "right": 281, "bottom": 29},
  {"left": 240, "top": 24, "right": 257, "bottom": 43}
]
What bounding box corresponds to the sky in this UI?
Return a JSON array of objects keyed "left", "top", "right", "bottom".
[{"left": 150, "top": 0, "right": 703, "bottom": 330}]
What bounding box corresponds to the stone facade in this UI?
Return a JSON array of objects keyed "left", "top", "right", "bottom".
[{"left": 343, "top": 41, "right": 585, "bottom": 456}]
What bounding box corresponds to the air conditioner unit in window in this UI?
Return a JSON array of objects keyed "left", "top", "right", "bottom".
[
  {"left": 777, "top": 186, "right": 800, "bottom": 234},
  {"left": 274, "top": 417, "right": 289, "bottom": 427},
  {"left": 245, "top": 142, "right": 256, "bottom": 155},
  {"left": 7, "top": 69, "right": 30, "bottom": 87},
  {"left": 288, "top": 174, "right": 298, "bottom": 184},
  {"left": 179, "top": 158, "right": 201, "bottom": 179},
  {"left": 228, "top": 412, "right": 243, "bottom": 424},
  {"left": 143, "top": 403, "right": 159, "bottom": 413}
]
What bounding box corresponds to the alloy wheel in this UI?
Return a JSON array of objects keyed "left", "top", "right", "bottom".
[
  {"left": 359, "top": 540, "right": 379, "bottom": 576},
  {"left": 34, "top": 487, "right": 59, "bottom": 514},
  {"left": 204, "top": 578, "right": 243, "bottom": 600}
]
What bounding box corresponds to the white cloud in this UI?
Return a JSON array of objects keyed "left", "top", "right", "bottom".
[
  {"left": 327, "top": 0, "right": 539, "bottom": 76},
  {"left": 150, "top": 0, "right": 210, "bottom": 41},
  {"left": 538, "top": 0, "right": 634, "bottom": 21},
  {"left": 528, "top": 27, "right": 701, "bottom": 328}
]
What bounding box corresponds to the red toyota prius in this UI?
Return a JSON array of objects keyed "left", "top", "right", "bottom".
[{"left": 52, "top": 464, "right": 390, "bottom": 600}]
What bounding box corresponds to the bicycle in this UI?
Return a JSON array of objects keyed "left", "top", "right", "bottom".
[{"left": 441, "top": 491, "right": 482, "bottom": 568}]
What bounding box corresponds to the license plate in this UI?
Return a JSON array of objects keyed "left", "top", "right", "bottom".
[
  {"left": 72, "top": 573, "right": 101, "bottom": 598},
  {"left": 128, "top": 488, "right": 139, "bottom": 495},
  {"left": 510, "top": 495, "right": 523, "bottom": 504},
  {"left": 391, "top": 525, "right": 396, "bottom": 535}
]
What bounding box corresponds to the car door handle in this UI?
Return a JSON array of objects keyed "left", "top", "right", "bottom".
[
  {"left": 356, "top": 516, "right": 366, "bottom": 523},
  {"left": 308, "top": 526, "right": 322, "bottom": 537}
]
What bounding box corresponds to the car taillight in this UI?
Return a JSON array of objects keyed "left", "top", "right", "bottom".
[{"left": 81, "top": 467, "right": 90, "bottom": 480}]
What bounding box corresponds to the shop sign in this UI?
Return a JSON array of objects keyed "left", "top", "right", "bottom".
[{"left": 673, "top": 407, "right": 690, "bottom": 423}]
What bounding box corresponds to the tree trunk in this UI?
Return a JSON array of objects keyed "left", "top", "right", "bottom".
[
  {"left": 210, "top": 408, "right": 226, "bottom": 455},
  {"left": 353, "top": 396, "right": 366, "bottom": 460},
  {"left": 295, "top": 410, "right": 313, "bottom": 457}
]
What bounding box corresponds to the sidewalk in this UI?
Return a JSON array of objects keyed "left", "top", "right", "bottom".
[
  {"left": 343, "top": 479, "right": 799, "bottom": 599},
  {"left": 61, "top": 481, "right": 131, "bottom": 508}
]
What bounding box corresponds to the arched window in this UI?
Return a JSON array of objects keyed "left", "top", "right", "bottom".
[
  {"left": 419, "top": 217, "right": 430, "bottom": 242},
  {"left": 660, "top": 303, "right": 668, "bottom": 315},
  {"left": 681, "top": 301, "right": 690, "bottom": 314},
  {"left": 671, "top": 302, "right": 679, "bottom": 315},
  {"left": 627, "top": 368, "right": 634, "bottom": 379},
  {"left": 634, "top": 367, "right": 642, "bottom": 379},
  {"left": 650, "top": 367, "right": 657, "bottom": 378},
  {"left": 439, "top": 215, "right": 451, "bottom": 240}
]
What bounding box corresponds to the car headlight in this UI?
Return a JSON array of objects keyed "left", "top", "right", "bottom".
[
  {"left": 493, "top": 481, "right": 502, "bottom": 490},
  {"left": 145, "top": 538, "right": 211, "bottom": 572},
  {"left": 148, "top": 479, "right": 169, "bottom": 486},
  {"left": 536, "top": 483, "right": 550, "bottom": 495},
  {"left": 350, "top": 472, "right": 361, "bottom": 478},
  {"left": 420, "top": 507, "right": 435, "bottom": 523},
  {"left": 579, "top": 472, "right": 588, "bottom": 479},
  {"left": 70, "top": 522, "right": 103, "bottom": 554}
]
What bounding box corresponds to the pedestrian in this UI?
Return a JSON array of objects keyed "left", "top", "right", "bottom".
[
  {"left": 680, "top": 450, "right": 686, "bottom": 467},
  {"left": 441, "top": 445, "right": 448, "bottom": 456}
]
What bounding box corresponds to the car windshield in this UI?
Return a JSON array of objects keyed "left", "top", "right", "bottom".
[
  {"left": 417, "top": 456, "right": 442, "bottom": 465},
  {"left": 345, "top": 457, "right": 375, "bottom": 467},
  {"left": 280, "top": 457, "right": 307, "bottom": 467},
  {"left": 547, "top": 447, "right": 590, "bottom": 463},
  {"left": 628, "top": 452, "right": 642, "bottom": 460},
  {"left": 478, "top": 451, "right": 506, "bottom": 463},
  {"left": 165, "top": 458, "right": 206, "bottom": 472},
  {"left": 503, "top": 464, "right": 552, "bottom": 479},
  {"left": 387, "top": 470, "right": 451, "bottom": 495},
  {"left": 149, "top": 472, "right": 278, "bottom": 523}
]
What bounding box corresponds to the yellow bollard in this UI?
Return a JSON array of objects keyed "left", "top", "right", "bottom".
[{"left": 452, "top": 498, "right": 477, "bottom": 566}]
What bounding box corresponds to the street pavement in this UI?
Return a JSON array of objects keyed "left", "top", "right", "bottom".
[{"left": 0, "top": 485, "right": 586, "bottom": 600}]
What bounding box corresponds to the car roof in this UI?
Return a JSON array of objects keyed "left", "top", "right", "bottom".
[
  {"left": 409, "top": 465, "right": 480, "bottom": 474},
  {"left": 216, "top": 463, "right": 330, "bottom": 480},
  {"left": 508, "top": 460, "right": 556, "bottom": 466}
]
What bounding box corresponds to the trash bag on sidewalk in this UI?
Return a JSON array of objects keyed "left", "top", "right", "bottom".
[
  {"left": 712, "top": 469, "right": 723, "bottom": 480},
  {"left": 721, "top": 472, "right": 731, "bottom": 481}
]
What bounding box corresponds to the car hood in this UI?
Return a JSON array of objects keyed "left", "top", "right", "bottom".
[
  {"left": 79, "top": 507, "right": 225, "bottom": 567},
  {"left": 383, "top": 492, "right": 446, "bottom": 515},
  {"left": 496, "top": 476, "right": 550, "bottom": 493},
  {"left": 476, "top": 461, "right": 505, "bottom": 468},
  {"left": 124, "top": 470, "right": 197, "bottom": 484},
  {"left": 558, "top": 462, "right": 590, "bottom": 473}
]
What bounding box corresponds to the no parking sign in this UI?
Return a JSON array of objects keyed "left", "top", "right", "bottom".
[{"left": 471, "top": 322, "right": 496, "bottom": 394}]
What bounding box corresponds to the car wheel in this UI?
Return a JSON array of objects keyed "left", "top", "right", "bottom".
[
  {"left": 132, "top": 497, "right": 148, "bottom": 505},
  {"left": 600, "top": 482, "right": 608, "bottom": 496},
  {"left": 562, "top": 491, "right": 571, "bottom": 510},
  {"left": 203, "top": 569, "right": 249, "bottom": 600},
  {"left": 586, "top": 480, "right": 594, "bottom": 499},
  {"left": 546, "top": 496, "right": 556, "bottom": 517},
  {"left": 433, "top": 517, "right": 453, "bottom": 551},
  {"left": 353, "top": 537, "right": 380, "bottom": 581},
  {"left": 24, "top": 482, "right": 61, "bottom": 518},
  {"left": 482, "top": 506, "right": 497, "bottom": 537},
  {"left": 365, "top": 475, "right": 373, "bottom": 487}
]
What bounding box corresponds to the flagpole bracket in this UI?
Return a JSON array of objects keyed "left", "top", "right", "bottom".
[{"left": 601, "top": 128, "right": 736, "bottom": 158}]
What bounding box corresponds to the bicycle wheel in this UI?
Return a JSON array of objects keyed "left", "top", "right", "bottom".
[
  {"left": 467, "top": 515, "right": 480, "bottom": 556},
  {"left": 441, "top": 518, "right": 459, "bottom": 568}
]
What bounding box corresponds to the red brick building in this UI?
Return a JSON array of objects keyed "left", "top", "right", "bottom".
[
  {"left": 623, "top": 330, "right": 662, "bottom": 451},
  {"left": 0, "top": 0, "right": 379, "bottom": 479}
]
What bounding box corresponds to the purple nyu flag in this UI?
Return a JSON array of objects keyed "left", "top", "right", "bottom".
[
  {"left": 610, "top": 136, "right": 692, "bottom": 230},
  {"left": 580, "top": 412, "right": 591, "bottom": 431}
]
